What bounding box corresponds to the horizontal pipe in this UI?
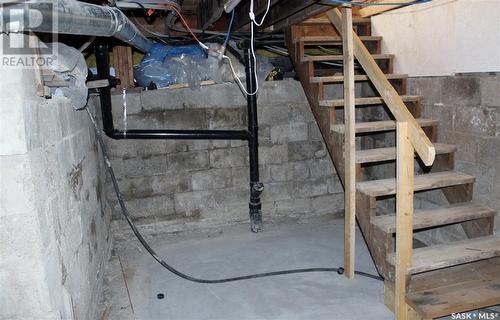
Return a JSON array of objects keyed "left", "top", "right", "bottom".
[
  {"left": 1, "top": 0, "right": 153, "bottom": 52},
  {"left": 109, "top": 129, "right": 250, "bottom": 140}
]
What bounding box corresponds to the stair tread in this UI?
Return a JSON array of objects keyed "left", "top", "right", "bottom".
[
  {"left": 311, "top": 73, "right": 407, "bottom": 83},
  {"left": 320, "top": 95, "right": 420, "bottom": 108},
  {"left": 355, "top": 143, "right": 456, "bottom": 164},
  {"left": 302, "top": 53, "right": 393, "bottom": 62},
  {"left": 372, "top": 203, "right": 496, "bottom": 233},
  {"left": 331, "top": 118, "right": 437, "bottom": 134},
  {"left": 356, "top": 171, "right": 475, "bottom": 197},
  {"left": 387, "top": 235, "right": 500, "bottom": 274},
  {"left": 406, "top": 258, "right": 500, "bottom": 318},
  {"left": 295, "top": 35, "right": 381, "bottom": 43}
]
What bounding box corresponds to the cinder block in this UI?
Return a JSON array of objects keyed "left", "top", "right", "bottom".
[
  {"left": 308, "top": 157, "right": 335, "bottom": 178},
  {"left": 183, "top": 83, "right": 246, "bottom": 109},
  {"left": 258, "top": 105, "right": 289, "bottom": 125},
  {"left": 257, "top": 79, "right": 307, "bottom": 105},
  {"left": 259, "top": 145, "right": 288, "bottom": 164},
  {"left": 210, "top": 147, "right": 248, "bottom": 168},
  {"left": 270, "top": 122, "right": 308, "bottom": 144},
  {"left": 269, "top": 161, "right": 310, "bottom": 182},
  {"left": 167, "top": 150, "right": 209, "bottom": 172},
  {"left": 275, "top": 197, "right": 311, "bottom": 215},
  {"left": 480, "top": 76, "right": 500, "bottom": 107},
  {"left": 112, "top": 195, "right": 175, "bottom": 219},
  {"left": 174, "top": 190, "right": 217, "bottom": 217},
  {"left": 261, "top": 181, "right": 294, "bottom": 202},
  {"left": 454, "top": 105, "right": 497, "bottom": 137},
  {"left": 293, "top": 178, "right": 329, "bottom": 198},
  {"left": 439, "top": 130, "right": 479, "bottom": 163},
  {"left": 208, "top": 108, "right": 245, "bottom": 129},
  {"left": 407, "top": 77, "right": 443, "bottom": 105},
  {"left": 140, "top": 89, "right": 185, "bottom": 111},
  {"left": 440, "top": 77, "right": 481, "bottom": 106},
  {"left": 288, "top": 104, "right": 315, "bottom": 123},
  {"left": 476, "top": 136, "right": 499, "bottom": 167},
  {"left": 113, "top": 154, "right": 169, "bottom": 177},
  {"left": 110, "top": 91, "right": 143, "bottom": 114},
  {"left": 308, "top": 123, "right": 323, "bottom": 141},
  {"left": 213, "top": 187, "right": 248, "bottom": 206},
  {"left": 327, "top": 176, "right": 343, "bottom": 194},
  {"left": 287, "top": 141, "right": 324, "bottom": 161},
  {"left": 192, "top": 168, "right": 232, "bottom": 191},
  {"left": 311, "top": 193, "right": 344, "bottom": 215}
]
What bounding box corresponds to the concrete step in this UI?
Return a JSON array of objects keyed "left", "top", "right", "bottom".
[
  {"left": 356, "top": 171, "right": 475, "bottom": 197},
  {"left": 372, "top": 203, "right": 496, "bottom": 233}
]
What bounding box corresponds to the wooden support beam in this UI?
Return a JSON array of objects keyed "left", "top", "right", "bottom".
[
  {"left": 358, "top": 0, "right": 416, "bottom": 17},
  {"left": 341, "top": 5, "right": 356, "bottom": 280},
  {"left": 112, "top": 45, "right": 134, "bottom": 90},
  {"left": 395, "top": 121, "right": 414, "bottom": 320},
  {"left": 326, "top": 9, "right": 435, "bottom": 166}
]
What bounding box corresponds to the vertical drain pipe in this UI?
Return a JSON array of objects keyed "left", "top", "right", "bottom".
[
  {"left": 95, "top": 43, "right": 115, "bottom": 136},
  {"left": 245, "top": 47, "right": 264, "bottom": 233}
]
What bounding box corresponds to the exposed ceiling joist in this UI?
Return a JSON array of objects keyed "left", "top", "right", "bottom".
[{"left": 358, "top": 0, "right": 419, "bottom": 17}]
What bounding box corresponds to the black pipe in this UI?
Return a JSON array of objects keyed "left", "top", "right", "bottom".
[
  {"left": 95, "top": 43, "right": 115, "bottom": 136},
  {"left": 244, "top": 47, "right": 264, "bottom": 233},
  {"left": 93, "top": 42, "right": 264, "bottom": 232},
  {"left": 110, "top": 129, "right": 249, "bottom": 140},
  {"left": 94, "top": 43, "right": 250, "bottom": 141}
]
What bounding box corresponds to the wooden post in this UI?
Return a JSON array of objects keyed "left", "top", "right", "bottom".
[
  {"left": 342, "top": 5, "right": 356, "bottom": 279},
  {"left": 112, "top": 45, "right": 135, "bottom": 90},
  {"left": 395, "top": 121, "right": 414, "bottom": 320}
]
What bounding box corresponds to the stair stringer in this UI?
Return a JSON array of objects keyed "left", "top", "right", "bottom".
[{"left": 285, "top": 26, "right": 346, "bottom": 187}]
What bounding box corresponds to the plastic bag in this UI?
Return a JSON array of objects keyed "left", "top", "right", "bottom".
[{"left": 135, "top": 43, "right": 210, "bottom": 88}]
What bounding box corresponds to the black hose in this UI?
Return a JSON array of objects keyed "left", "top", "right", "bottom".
[{"left": 85, "top": 107, "right": 383, "bottom": 284}]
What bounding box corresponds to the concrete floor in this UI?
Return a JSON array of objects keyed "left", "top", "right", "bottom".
[{"left": 99, "top": 217, "right": 395, "bottom": 320}]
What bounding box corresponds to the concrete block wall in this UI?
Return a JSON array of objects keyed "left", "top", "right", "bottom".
[
  {"left": 407, "top": 73, "right": 500, "bottom": 233},
  {"left": 105, "top": 79, "right": 344, "bottom": 236},
  {"left": 0, "top": 35, "right": 111, "bottom": 320}
]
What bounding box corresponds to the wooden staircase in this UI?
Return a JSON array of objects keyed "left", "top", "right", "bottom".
[{"left": 285, "top": 8, "right": 500, "bottom": 320}]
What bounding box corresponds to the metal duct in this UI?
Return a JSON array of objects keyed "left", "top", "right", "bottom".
[{"left": 0, "top": 0, "right": 153, "bottom": 52}]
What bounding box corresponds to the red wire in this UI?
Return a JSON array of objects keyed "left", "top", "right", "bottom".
[{"left": 170, "top": 7, "right": 204, "bottom": 45}]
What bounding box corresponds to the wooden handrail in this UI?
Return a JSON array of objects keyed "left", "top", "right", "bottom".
[{"left": 326, "top": 8, "right": 435, "bottom": 166}]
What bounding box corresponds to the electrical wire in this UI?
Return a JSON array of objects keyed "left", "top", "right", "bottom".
[
  {"left": 170, "top": 7, "right": 209, "bottom": 49},
  {"left": 223, "top": 10, "right": 235, "bottom": 48},
  {"left": 84, "top": 106, "right": 384, "bottom": 284}
]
